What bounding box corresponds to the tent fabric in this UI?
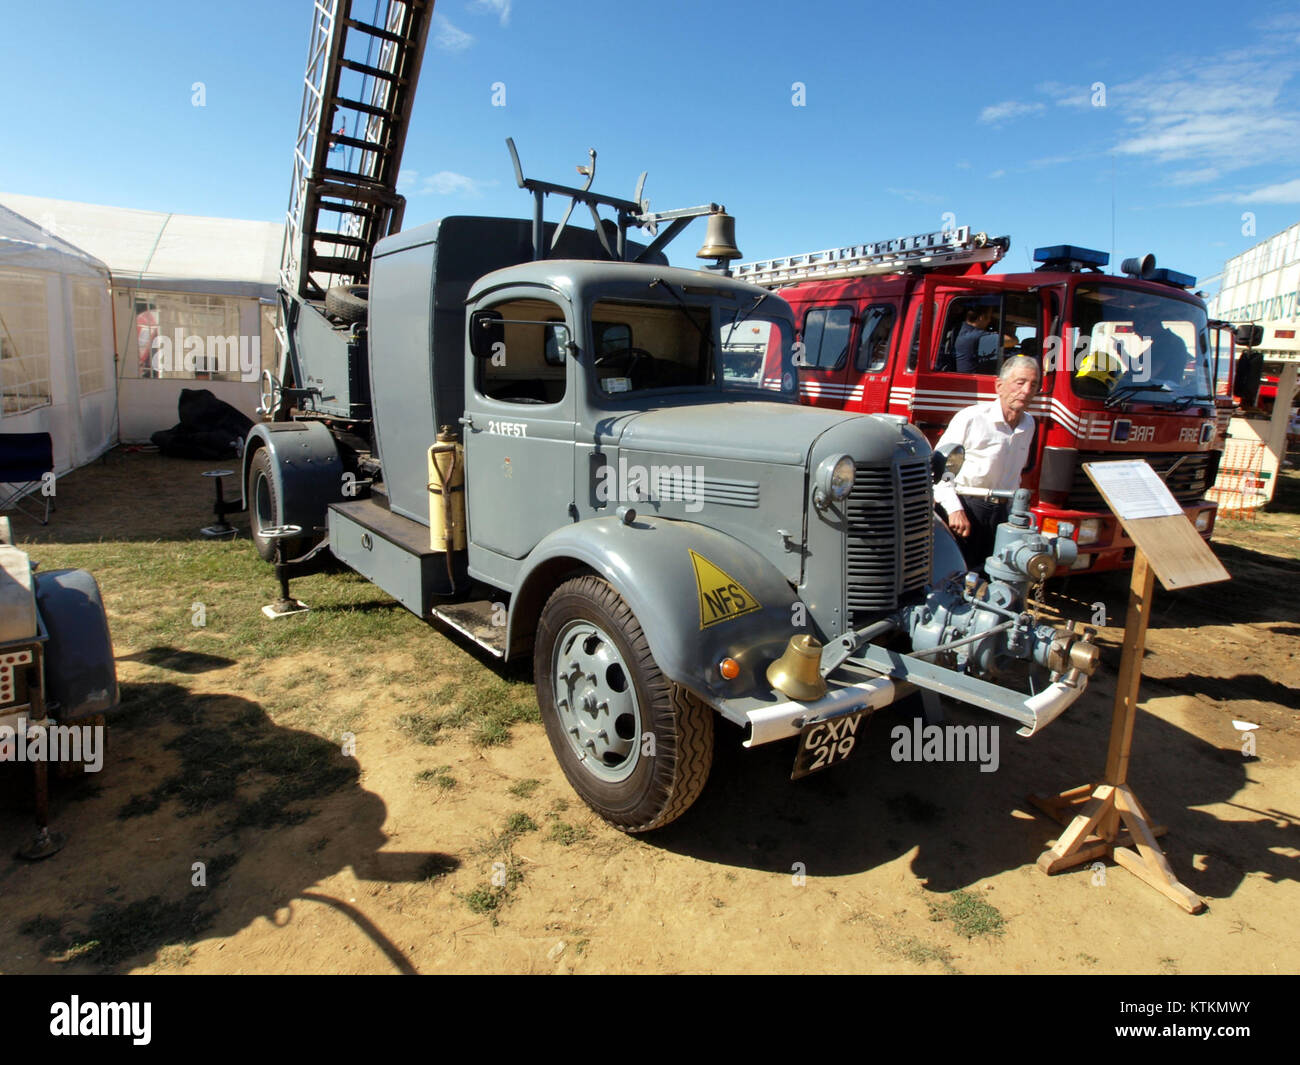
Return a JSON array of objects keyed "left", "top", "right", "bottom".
[
  {"left": 0, "top": 206, "right": 116, "bottom": 498},
  {"left": 0, "top": 193, "right": 282, "bottom": 296},
  {"left": 0, "top": 204, "right": 111, "bottom": 279}
]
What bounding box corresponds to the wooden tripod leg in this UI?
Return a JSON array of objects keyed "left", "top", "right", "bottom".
[
  {"left": 1113, "top": 786, "right": 1205, "bottom": 914},
  {"left": 1037, "top": 784, "right": 1116, "bottom": 874}
]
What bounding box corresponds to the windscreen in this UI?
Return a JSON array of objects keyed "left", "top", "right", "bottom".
[
  {"left": 591, "top": 297, "right": 797, "bottom": 399},
  {"left": 1068, "top": 284, "right": 1213, "bottom": 406}
]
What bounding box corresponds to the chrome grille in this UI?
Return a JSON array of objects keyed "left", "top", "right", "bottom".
[
  {"left": 845, "top": 458, "right": 933, "bottom": 615},
  {"left": 1067, "top": 451, "right": 1212, "bottom": 510}
]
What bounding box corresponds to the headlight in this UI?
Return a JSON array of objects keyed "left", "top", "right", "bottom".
[
  {"left": 814, "top": 455, "right": 855, "bottom": 508},
  {"left": 931, "top": 443, "right": 964, "bottom": 484},
  {"left": 1076, "top": 518, "right": 1102, "bottom": 546},
  {"left": 1194, "top": 510, "right": 1211, "bottom": 531}
]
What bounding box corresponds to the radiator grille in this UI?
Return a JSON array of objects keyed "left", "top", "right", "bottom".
[
  {"left": 844, "top": 458, "right": 933, "bottom": 615},
  {"left": 1068, "top": 451, "right": 1212, "bottom": 510}
]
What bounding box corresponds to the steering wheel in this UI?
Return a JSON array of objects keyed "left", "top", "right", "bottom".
[{"left": 594, "top": 346, "right": 654, "bottom": 378}]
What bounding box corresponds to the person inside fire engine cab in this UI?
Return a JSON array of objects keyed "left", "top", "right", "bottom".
[
  {"left": 1126, "top": 310, "right": 1191, "bottom": 386},
  {"left": 933, "top": 357, "right": 1040, "bottom": 572},
  {"left": 949, "top": 301, "right": 1000, "bottom": 374}
]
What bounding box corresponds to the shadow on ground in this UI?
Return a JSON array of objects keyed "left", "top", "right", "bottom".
[{"left": 0, "top": 680, "right": 456, "bottom": 973}]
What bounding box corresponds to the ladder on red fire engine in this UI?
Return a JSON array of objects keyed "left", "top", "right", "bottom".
[
  {"left": 281, "top": 0, "right": 434, "bottom": 303},
  {"left": 732, "top": 226, "right": 1008, "bottom": 288}
]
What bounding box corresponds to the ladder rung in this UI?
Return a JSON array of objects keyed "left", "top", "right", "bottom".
[
  {"left": 333, "top": 96, "right": 394, "bottom": 118},
  {"left": 339, "top": 58, "right": 404, "bottom": 83},
  {"left": 318, "top": 199, "right": 377, "bottom": 217},
  {"left": 342, "top": 17, "right": 407, "bottom": 45},
  {"left": 329, "top": 133, "right": 391, "bottom": 153},
  {"left": 308, "top": 254, "right": 370, "bottom": 275},
  {"left": 309, "top": 231, "right": 369, "bottom": 248}
]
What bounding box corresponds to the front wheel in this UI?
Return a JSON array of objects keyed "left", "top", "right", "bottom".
[{"left": 534, "top": 576, "right": 713, "bottom": 832}]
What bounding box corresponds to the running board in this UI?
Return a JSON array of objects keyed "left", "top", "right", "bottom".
[{"left": 428, "top": 600, "right": 507, "bottom": 659}]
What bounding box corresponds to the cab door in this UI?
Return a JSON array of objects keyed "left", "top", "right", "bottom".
[
  {"left": 464, "top": 292, "right": 576, "bottom": 560},
  {"left": 794, "top": 303, "right": 856, "bottom": 409},
  {"left": 910, "top": 277, "right": 1046, "bottom": 447}
]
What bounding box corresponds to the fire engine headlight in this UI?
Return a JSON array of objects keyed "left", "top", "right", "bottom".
[
  {"left": 1194, "top": 510, "right": 1211, "bottom": 532},
  {"left": 1076, "top": 518, "right": 1102, "bottom": 545},
  {"left": 814, "top": 455, "right": 855, "bottom": 508}
]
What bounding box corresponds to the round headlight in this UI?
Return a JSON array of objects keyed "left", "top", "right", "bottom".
[{"left": 815, "top": 454, "right": 856, "bottom": 507}]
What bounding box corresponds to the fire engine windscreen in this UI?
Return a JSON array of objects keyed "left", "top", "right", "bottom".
[
  {"left": 591, "top": 299, "right": 797, "bottom": 398},
  {"left": 1068, "top": 285, "right": 1213, "bottom": 405}
]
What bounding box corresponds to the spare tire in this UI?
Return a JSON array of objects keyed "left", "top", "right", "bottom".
[{"left": 325, "top": 284, "right": 368, "bottom": 324}]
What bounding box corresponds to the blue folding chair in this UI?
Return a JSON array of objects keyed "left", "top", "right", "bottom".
[{"left": 0, "top": 432, "right": 55, "bottom": 524}]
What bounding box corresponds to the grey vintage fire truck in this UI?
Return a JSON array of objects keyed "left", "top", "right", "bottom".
[{"left": 240, "top": 1, "right": 1098, "bottom": 832}]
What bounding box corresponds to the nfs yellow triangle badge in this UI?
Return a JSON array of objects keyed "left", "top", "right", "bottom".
[{"left": 689, "top": 549, "right": 761, "bottom": 629}]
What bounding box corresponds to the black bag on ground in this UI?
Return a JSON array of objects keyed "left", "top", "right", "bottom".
[{"left": 150, "top": 388, "right": 254, "bottom": 459}]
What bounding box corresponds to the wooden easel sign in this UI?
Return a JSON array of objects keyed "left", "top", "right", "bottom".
[{"left": 1031, "top": 460, "right": 1228, "bottom": 913}]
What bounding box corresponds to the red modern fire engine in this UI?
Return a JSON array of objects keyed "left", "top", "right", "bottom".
[{"left": 734, "top": 228, "right": 1227, "bottom": 574}]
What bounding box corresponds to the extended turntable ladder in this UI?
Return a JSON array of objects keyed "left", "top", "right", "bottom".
[{"left": 281, "top": 0, "right": 434, "bottom": 303}]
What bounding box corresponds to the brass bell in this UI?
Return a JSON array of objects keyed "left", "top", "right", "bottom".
[
  {"left": 696, "top": 211, "right": 742, "bottom": 263},
  {"left": 766, "top": 634, "right": 827, "bottom": 702}
]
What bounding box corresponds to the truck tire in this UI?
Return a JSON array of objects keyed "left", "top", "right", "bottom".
[
  {"left": 534, "top": 575, "right": 713, "bottom": 832},
  {"left": 325, "top": 284, "right": 368, "bottom": 324},
  {"left": 246, "top": 447, "right": 307, "bottom": 563}
]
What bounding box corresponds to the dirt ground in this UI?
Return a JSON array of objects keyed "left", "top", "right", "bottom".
[{"left": 0, "top": 448, "right": 1296, "bottom": 975}]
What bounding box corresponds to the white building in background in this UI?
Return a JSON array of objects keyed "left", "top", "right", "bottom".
[
  {"left": 1206, "top": 220, "right": 1300, "bottom": 502},
  {"left": 0, "top": 193, "right": 283, "bottom": 443},
  {"left": 1208, "top": 221, "right": 1300, "bottom": 326}
]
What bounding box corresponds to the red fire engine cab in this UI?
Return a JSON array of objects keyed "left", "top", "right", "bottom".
[{"left": 735, "top": 229, "right": 1224, "bottom": 575}]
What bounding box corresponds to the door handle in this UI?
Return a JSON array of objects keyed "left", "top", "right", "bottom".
[{"left": 459, "top": 415, "right": 476, "bottom": 430}]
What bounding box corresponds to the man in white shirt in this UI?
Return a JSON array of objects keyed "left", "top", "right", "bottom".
[{"left": 932, "top": 357, "right": 1040, "bottom": 571}]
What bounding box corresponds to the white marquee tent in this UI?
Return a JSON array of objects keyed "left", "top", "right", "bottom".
[
  {"left": 0, "top": 205, "right": 116, "bottom": 496},
  {"left": 0, "top": 193, "right": 283, "bottom": 443}
]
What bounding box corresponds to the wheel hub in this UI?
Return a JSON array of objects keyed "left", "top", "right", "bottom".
[{"left": 552, "top": 620, "right": 640, "bottom": 783}]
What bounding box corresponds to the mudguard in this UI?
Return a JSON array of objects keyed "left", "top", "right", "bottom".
[
  {"left": 508, "top": 515, "right": 803, "bottom": 707},
  {"left": 33, "top": 569, "right": 119, "bottom": 721},
  {"left": 931, "top": 514, "right": 967, "bottom": 583},
  {"left": 241, "top": 421, "right": 346, "bottom": 537}
]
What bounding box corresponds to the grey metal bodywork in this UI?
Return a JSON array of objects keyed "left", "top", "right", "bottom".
[
  {"left": 506, "top": 515, "right": 803, "bottom": 704},
  {"left": 370, "top": 219, "right": 668, "bottom": 525},
  {"left": 240, "top": 420, "right": 345, "bottom": 537},
  {"left": 33, "top": 569, "right": 118, "bottom": 720}
]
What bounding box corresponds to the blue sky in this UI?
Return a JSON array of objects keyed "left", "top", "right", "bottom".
[{"left": 2, "top": 0, "right": 1298, "bottom": 295}]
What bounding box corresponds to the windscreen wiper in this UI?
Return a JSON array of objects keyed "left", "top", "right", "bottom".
[
  {"left": 1104, "top": 383, "right": 1173, "bottom": 409},
  {"left": 1172, "top": 393, "right": 1216, "bottom": 410},
  {"left": 727, "top": 291, "right": 771, "bottom": 332}
]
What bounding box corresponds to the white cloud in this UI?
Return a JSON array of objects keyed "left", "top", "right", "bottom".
[
  {"left": 470, "top": 0, "right": 512, "bottom": 27},
  {"left": 1105, "top": 52, "right": 1300, "bottom": 175},
  {"left": 432, "top": 14, "right": 474, "bottom": 51},
  {"left": 418, "top": 171, "right": 492, "bottom": 197},
  {"left": 987, "top": 169, "right": 1006, "bottom": 180},
  {"left": 397, "top": 169, "right": 418, "bottom": 191},
  {"left": 1236, "top": 178, "right": 1300, "bottom": 204},
  {"left": 978, "top": 100, "right": 1045, "bottom": 125}
]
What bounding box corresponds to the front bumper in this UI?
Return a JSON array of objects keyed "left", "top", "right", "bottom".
[{"left": 742, "top": 644, "right": 1088, "bottom": 747}]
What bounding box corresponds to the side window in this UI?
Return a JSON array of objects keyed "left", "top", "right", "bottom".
[
  {"left": 800, "top": 307, "right": 853, "bottom": 369},
  {"left": 935, "top": 297, "right": 998, "bottom": 374},
  {"left": 478, "top": 297, "right": 569, "bottom": 404},
  {"left": 906, "top": 302, "right": 936, "bottom": 372},
  {"left": 854, "top": 304, "right": 896, "bottom": 372}
]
